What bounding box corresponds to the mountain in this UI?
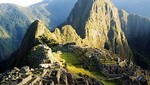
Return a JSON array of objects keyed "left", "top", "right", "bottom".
[
  {"left": 15, "top": 20, "right": 83, "bottom": 66},
  {"left": 0, "top": 0, "right": 76, "bottom": 61},
  {"left": 1, "top": 20, "right": 102, "bottom": 84},
  {"left": 32, "top": 0, "right": 77, "bottom": 28},
  {"left": 0, "top": 0, "right": 149, "bottom": 71},
  {"left": 63, "top": 0, "right": 132, "bottom": 58},
  {"left": 111, "top": 0, "right": 150, "bottom": 18},
  {"left": 14, "top": 20, "right": 55, "bottom": 66},
  {"left": 31, "top": 0, "right": 77, "bottom": 29},
  {"left": 1, "top": 0, "right": 150, "bottom": 84},
  {"left": 14, "top": 0, "right": 134, "bottom": 67},
  {"left": 0, "top": 4, "right": 32, "bottom": 61},
  {"left": 119, "top": 10, "right": 150, "bottom": 69}
]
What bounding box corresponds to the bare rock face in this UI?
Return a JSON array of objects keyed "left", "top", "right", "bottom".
[{"left": 63, "top": 0, "right": 132, "bottom": 58}]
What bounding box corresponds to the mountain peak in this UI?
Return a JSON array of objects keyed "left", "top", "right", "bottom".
[
  {"left": 29, "top": 20, "right": 49, "bottom": 38},
  {"left": 64, "top": 0, "right": 132, "bottom": 58},
  {"left": 15, "top": 20, "right": 51, "bottom": 66},
  {"left": 66, "top": 0, "right": 118, "bottom": 38}
]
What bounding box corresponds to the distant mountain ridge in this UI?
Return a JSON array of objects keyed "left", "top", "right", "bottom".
[
  {"left": 0, "top": 0, "right": 76, "bottom": 60},
  {"left": 111, "top": 0, "right": 150, "bottom": 18},
  {"left": 119, "top": 10, "right": 150, "bottom": 69}
]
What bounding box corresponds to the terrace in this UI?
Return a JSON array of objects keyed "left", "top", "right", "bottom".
[{"left": 53, "top": 51, "right": 122, "bottom": 85}]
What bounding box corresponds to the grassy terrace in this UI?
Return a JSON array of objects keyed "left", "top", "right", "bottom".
[
  {"left": 100, "top": 59, "right": 117, "bottom": 65},
  {"left": 101, "top": 79, "right": 122, "bottom": 85},
  {"left": 53, "top": 52, "right": 122, "bottom": 85}
]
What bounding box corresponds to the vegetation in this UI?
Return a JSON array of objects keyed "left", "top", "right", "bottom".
[
  {"left": 53, "top": 52, "right": 121, "bottom": 85},
  {"left": 28, "top": 45, "right": 49, "bottom": 67},
  {"left": 59, "top": 52, "right": 82, "bottom": 65},
  {"left": 100, "top": 59, "right": 117, "bottom": 65},
  {"left": 38, "top": 35, "right": 58, "bottom": 47},
  {"left": 104, "top": 41, "right": 111, "bottom": 50},
  {"left": 101, "top": 80, "right": 122, "bottom": 85},
  {"left": 0, "top": 0, "right": 76, "bottom": 60}
]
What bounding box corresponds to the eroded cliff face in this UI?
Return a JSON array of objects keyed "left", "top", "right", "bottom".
[
  {"left": 63, "top": 0, "right": 132, "bottom": 58},
  {"left": 119, "top": 10, "right": 150, "bottom": 69}
]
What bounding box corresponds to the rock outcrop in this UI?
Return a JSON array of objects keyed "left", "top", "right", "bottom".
[{"left": 62, "top": 0, "right": 132, "bottom": 58}]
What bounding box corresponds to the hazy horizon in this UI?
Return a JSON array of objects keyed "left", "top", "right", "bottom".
[{"left": 0, "top": 0, "right": 43, "bottom": 7}]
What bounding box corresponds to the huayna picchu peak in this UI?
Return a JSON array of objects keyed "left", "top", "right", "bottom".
[
  {"left": 64, "top": 0, "right": 132, "bottom": 58},
  {"left": 0, "top": 0, "right": 150, "bottom": 85}
]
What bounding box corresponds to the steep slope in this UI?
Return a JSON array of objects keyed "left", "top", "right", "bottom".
[
  {"left": 14, "top": 20, "right": 81, "bottom": 67},
  {"left": 119, "top": 10, "right": 150, "bottom": 69},
  {"left": 63, "top": 0, "right": 132, "bottom": 58},
  {"left": 15, "top": 20, "right": 56, "bottom": 66},
  {"left": 0, "top": 28, "right": 12, "bottom": 60},
  {"left": 32, "top": 0, "right": 77, "bottom": 28},
  {"left": 0, "top": 0, "right": 77, "bottom": 61},
  {"left": 0, "top": 4, "right": 32, "bottom": 60}
]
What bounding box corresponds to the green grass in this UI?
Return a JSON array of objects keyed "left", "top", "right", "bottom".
[
  {"left": 53, "top": 52, "right": 122, "bottom": 85},
  {"left": 59, "top": 52, "right": 94, "bottom": 77},
  {"left": 60, "top": 52, "right": 82, "bottom": 65},
  {"left": 100, "top": 59, "right": 117, "bottom": 65},
  {"left": 91, "top": 71, "right": 106, "bottom": 78},
  {"left": 101, "top": 79, "right": 122, "bottom": 85},
  {"left": 53, "top": 52, "right": 95, "bottom": 77},
  {"left": 55, "top": 52, "right": 107, "bottom": 78},
  {"left": 67, "top": 65, "right": 95, "bottom": 78}
]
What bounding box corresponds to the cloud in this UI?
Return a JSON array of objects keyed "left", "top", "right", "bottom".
[{"left": 0, "top": 0, "right": 43, "bottom": 7}]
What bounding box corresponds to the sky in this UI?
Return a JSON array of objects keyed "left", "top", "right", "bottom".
[{"left": 0, "top": 0, "right": 43, "bottom": 7}]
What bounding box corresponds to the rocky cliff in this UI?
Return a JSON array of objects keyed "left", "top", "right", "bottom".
[
  {"left": 62, "top": 0, "right": 132, "bottom": 58},
  {"left": 119, "top": 10, "right": 150, "bottom": 69}
]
